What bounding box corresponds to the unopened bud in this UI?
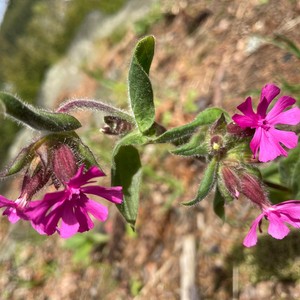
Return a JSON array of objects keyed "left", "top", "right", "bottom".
[
  {"left": 241, "top": 173, "right": 270, "bottom": 208},
  {"left": 20, "top": 167, "right": 51, "bottom": 200},
  {"left": 220, "top": 166, "right": 240, "bottom": 199},
  {"left": 227, "top": 123, "right": 255, "bottom": 137},
  {"left": 100, "top": 116, "right": 133, "bottom": 135},
  {"left": 52, "top": 144, "right": 77, "bottom": 183}
]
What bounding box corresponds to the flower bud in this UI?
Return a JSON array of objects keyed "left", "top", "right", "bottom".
[
  {"left": 227, "top": 122, "right": 255, "bottom": 137},
  {"left": 219, "top": 165, "right": 240, "bottom": 199},
  {"left": 20, "top": 167, "right": 51, "bottom": 200},
  {"left": 240, "top": 173, "right": 270, "bottom": 208},
  {"left": 52, "top": 144, "right": 77, "bottom": 183},
  {"left": 101, "top": 116, "right": 133, "bottom": 135}
]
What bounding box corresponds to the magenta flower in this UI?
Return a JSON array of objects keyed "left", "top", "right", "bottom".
[
  {"left": 243, "top": 200, "right": 300, "bottom": 247},
  {"left": 27, "top": 165, "right": 123, "bottom": 238},
  {"left": 0, "top": 195, "right": 29, "bottom": 223},
  {"left": 232, "top": 84, "right": 300, "bottom": 162}
]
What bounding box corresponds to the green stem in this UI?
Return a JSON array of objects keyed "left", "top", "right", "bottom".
[{"left": 263, "top": 180, "right": 290, "bottom": 192}]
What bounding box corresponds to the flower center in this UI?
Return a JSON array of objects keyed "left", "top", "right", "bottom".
[
  {"left": 257, "top": 119, "right": 270, "bottom": 131},
  {"left": 15, "top": 194, "right": 28, "bottom": 210},
  {"left": 68, "top": 187, "right": 81, "bottom": 201}
]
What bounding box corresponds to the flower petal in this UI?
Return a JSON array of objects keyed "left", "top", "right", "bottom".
[
  {"left": 232, "top": 114, "right": 257, "bottom": 128},
  {"left": 268, "top": 107, "right": 300, "bottom": 125},
  {"left": 267, "top": 212, "right": 290, "bottom": 239},
  {"left": 250, "top": 127, "right": 263, "bottom": 158},
  {"left": 259, "top": 84, "right": 280, "bottom": 104},
  {"left": 268, "top": 128, "right": 298, "bottom": 149},
  {"left": 30, "top": 221, "right": 47, "bottom": 235},
  {"left": 3, "top": 207, "right": 20, "bottom": 223},
  {"left": 0, "top": 196, "right": 16, "bottom": 208},
  {"left": 266, "top": 96, "right": 296, "bottom": 122},
  {"left": 85, "top": 199, "right": 108, "bottom": 221},
  {"left": 26, "top": 192, "right": 65, "bottom": 222},
  {"left": 59, "top": 203, "right": 80, "bottom": 238},
  {"left": 81, "top": 186, "right": 123, "bottom": 204},
  {"left": 243, "top": 213, "right": 264, "bottom": 247},
  {"left": 69, "top": 165, "right": 105, "bottom": 188},
  {"left": 257, "top": 129, "right": 287, "bottom": 162},
  {"left": 41, "top": 205, "right": 64, "bottom": 235},
  {"left": 75, "top": 206, "right": 94, "bottom": 233},
  {"left": 275, "top": 200, "right": 300, "bottom": 208},
  {"left": 236, "top": 97, "right": 256, "bottom": 117},
  {"left": 274, "top": 200, "right": 300, "bottom": 225},
  {"left": 257, "top": 98, "right": 270, "bottom": 118}
]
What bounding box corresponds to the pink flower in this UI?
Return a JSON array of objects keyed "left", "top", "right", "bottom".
[
  {"left": 27, "top": 165, "right": 123, "bottom": 238},
  {"left": 0, "top": 195, "right": 29, "bottom": 223},
  {"left": 232, "top": 84, "right": 300, "bottom": 162},
  {"left": 243, "top": 200, "right": 300, "bottom": 247}
]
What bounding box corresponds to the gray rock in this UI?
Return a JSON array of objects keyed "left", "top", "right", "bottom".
[{"left": 38, "top": 0, "right": 157, "bottom": 109}]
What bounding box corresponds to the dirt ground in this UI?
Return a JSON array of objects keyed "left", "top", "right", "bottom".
[{"left": 1, "top": 0, "right": 300, "bottom": 299}]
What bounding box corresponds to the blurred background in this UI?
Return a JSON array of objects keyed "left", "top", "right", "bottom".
[{"left": 0, "top": 0, "right": 300, "bottom": 299}]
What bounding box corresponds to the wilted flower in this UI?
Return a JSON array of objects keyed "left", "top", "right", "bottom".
[
  {"left": 232, "top": 84, "right": 300, "bottom": 162},
  {"left": 243, "top": 200, "right": 300, "bottom": 247},
  {"left": 27, "top": 165, "right": 123, "bottom": 238}
]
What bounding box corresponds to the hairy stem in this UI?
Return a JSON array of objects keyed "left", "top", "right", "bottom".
[{"left": 57, "top": 99, "right": 135, "bottom": 123}]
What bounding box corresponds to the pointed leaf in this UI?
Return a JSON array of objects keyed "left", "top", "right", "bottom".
[
  {"left": 0, "top": 92, "right": 81, "bottom": 132},
  {"left": 279, "top": 144, "right": 300, "bottom": 198},
  {"left": 128, "top": 36, "right": 155, "bottom": 134},
  {"left": 155, "top": 107, "right": 228, "bottom": 144},
  {"left": 213, "top": 187, "right": 225, "bottom": 220},
  {"left": 182, "top": 158, "right": 218, "bottom": 206},
  {"left": 0, "top": 145, "right": 34, "bottom": 178},
  {"left": 171, "top": 129, "right": 209, "bottom": 157},
  {"left": 111, "top": 145, "right": 142, "bottom": 228},
  {"left": 109, "top": 130, "right": 148, "bottom": 227},
  {"left": 77, "top": 142, "right": 100, "bottom": 169}
]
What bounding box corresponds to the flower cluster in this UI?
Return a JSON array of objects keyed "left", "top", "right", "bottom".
[
  {"left": 0, "top": 165, "right": 122, "bottom": 238},
  {"left": 0, "top": 138, "right": 123, "bottom": 238},
  {"left": 0, "top": 81, "right": 299, "bottom": 248},
  {"left": 231, "top": 84, "right": 300, "bottom": 247}
]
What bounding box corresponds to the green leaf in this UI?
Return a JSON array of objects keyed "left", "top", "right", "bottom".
[
  {"left": 170, "top": 129, "right": 209, "bottom": 157},
  {"left": 278, "top": 144, "right": 300, "bottom": 199},
  {"left": 111, "top": 132, "right": 148, "bottom": 163},
  {"left": 292, "top": 158, "right": 300, "bottom": 196},
  {"left": 77, "top": 141, "right": 100, "bottom": 169},
  {"left": 182, "top": 158, "right": 218, "bottom": 206},
  {"left": 279, "top": 145, "right": 300, "bottom": 187},
  {"left": 0, "top": 145, "right": 34, "bottom": 178},
  {"left": 273, "top": 34, "right": 300, "bottom": 60},
  {"left": 295, "top": 191, "right": 300, "bottom": 200},
  {"left": 0, "top": 92, "right": 81, "bottom": 132},
  {"left": 128, "top": 36, "right": 155, "bottom": 134},
  {"left": 213, "top": 187, "right": 225, "bottom": 220},
  {"left": 111, "top": 144, "right": 142, "bottom": 228},
  {"left": 155, "top": 107, "right": 228, "bottom": 144}
]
